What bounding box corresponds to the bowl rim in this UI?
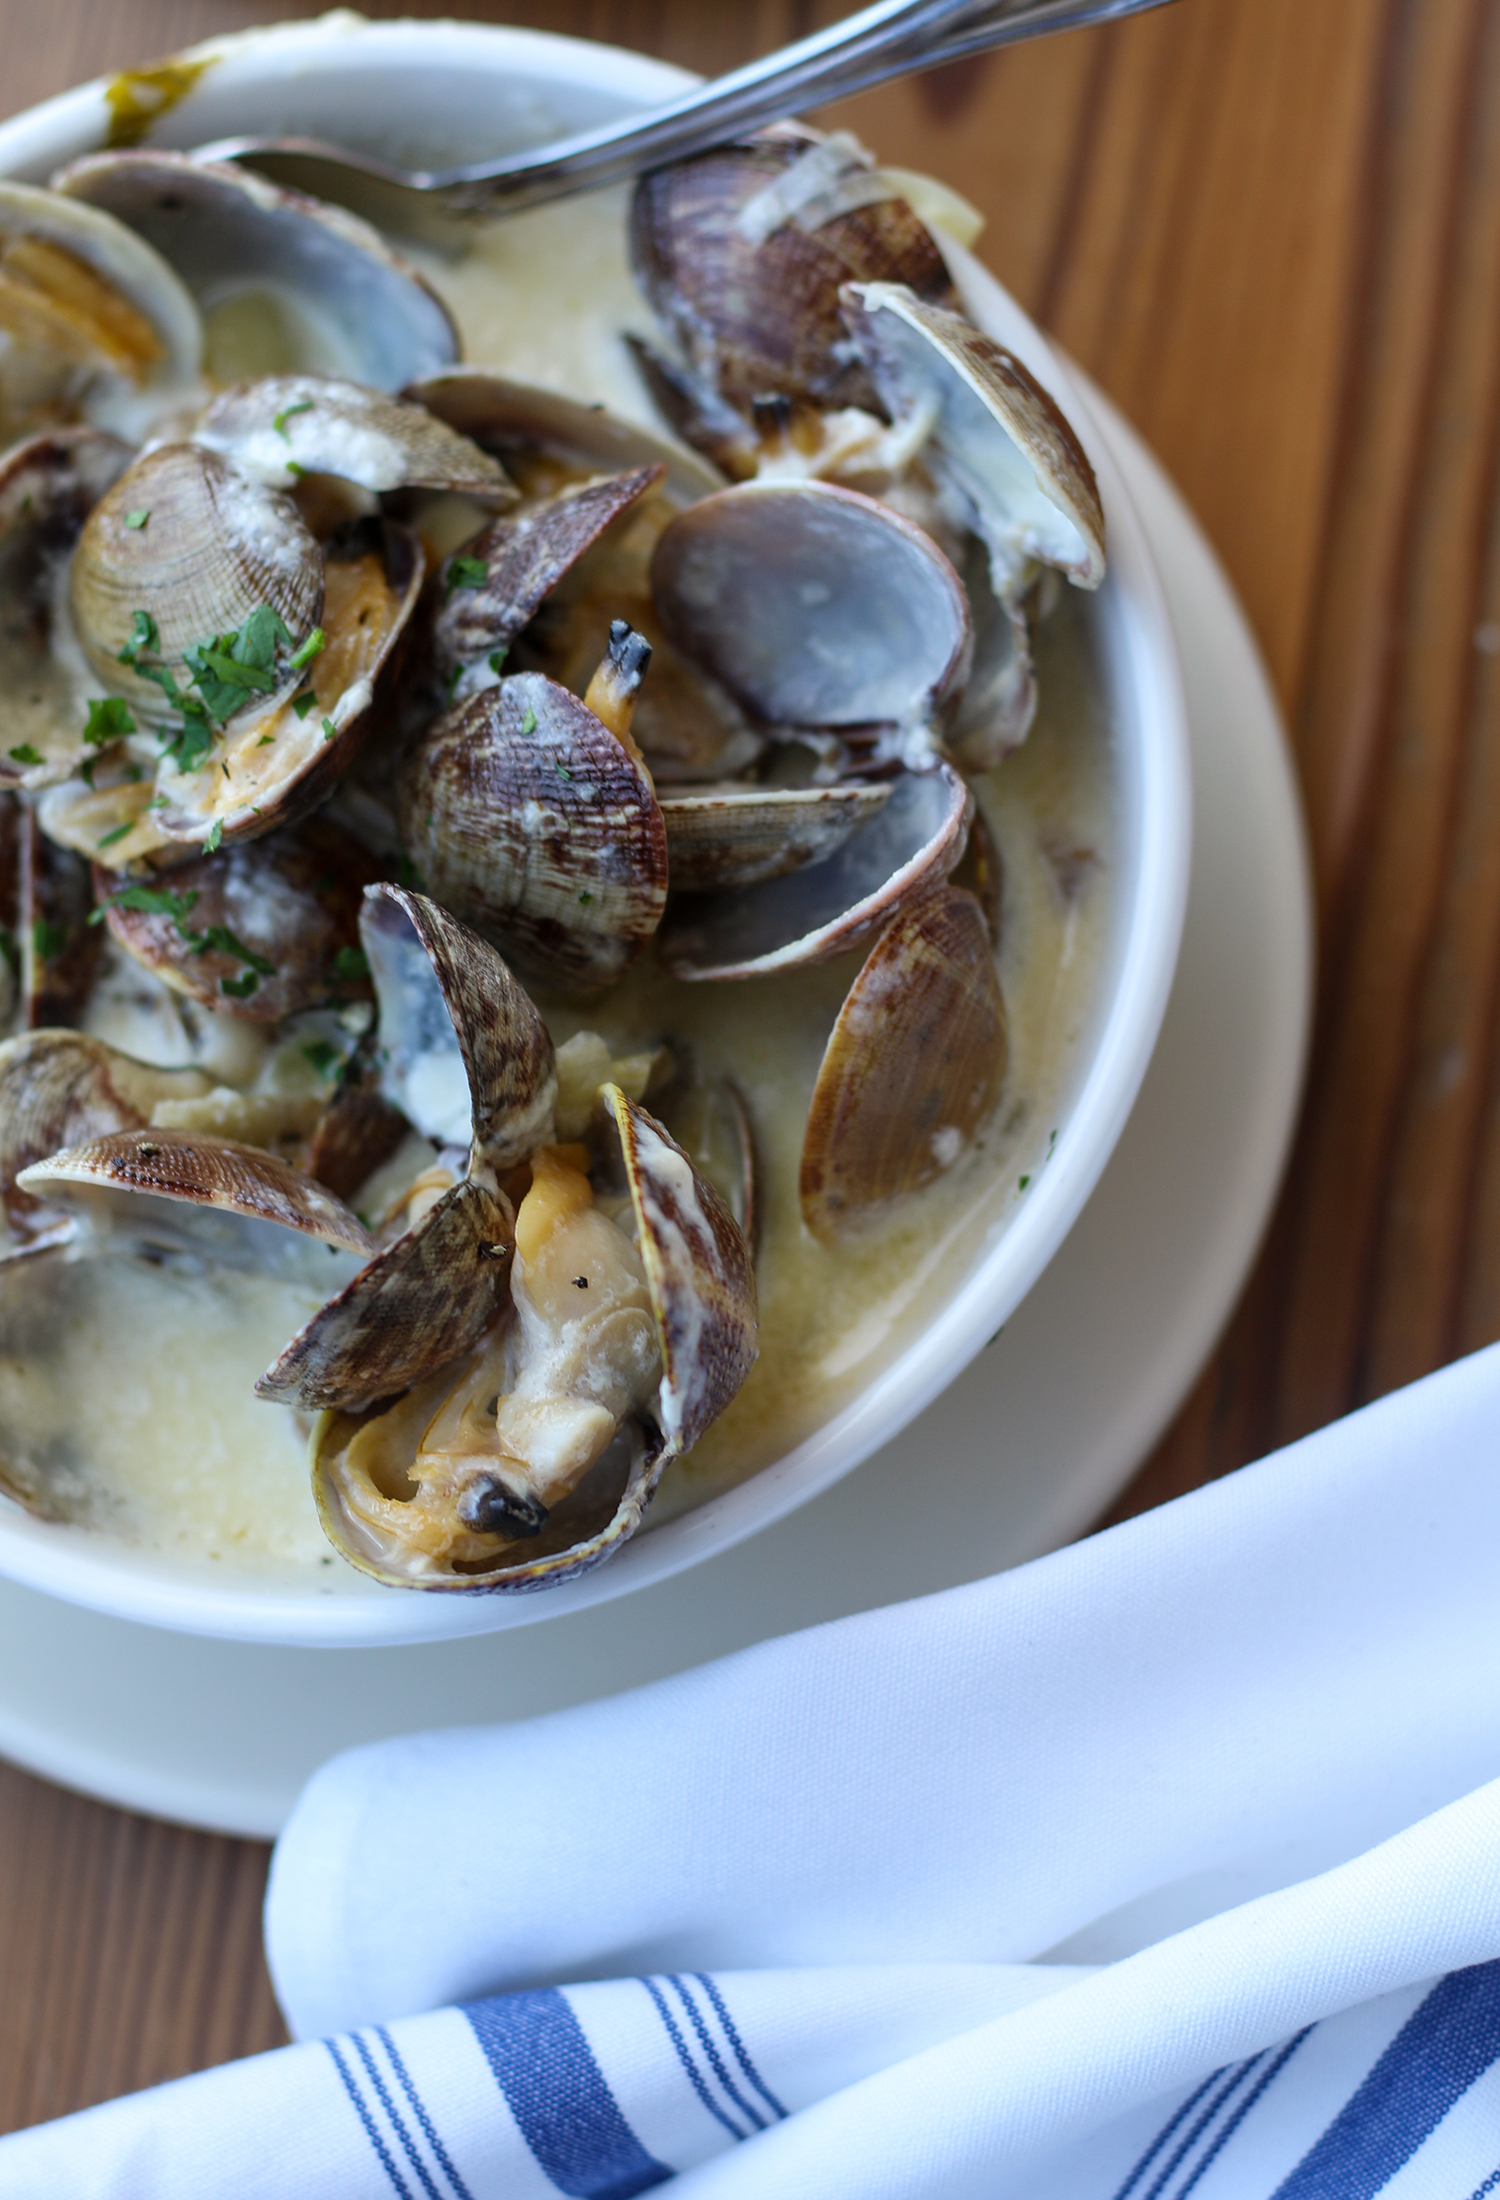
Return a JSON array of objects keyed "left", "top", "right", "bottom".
[{"left": 0, "top": 15, "right": 1191, "bottom": 1645}]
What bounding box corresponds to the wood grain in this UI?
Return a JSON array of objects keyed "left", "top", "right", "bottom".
[{"left": 0, "top": 0, "right": 1491, "bottom": 2135}]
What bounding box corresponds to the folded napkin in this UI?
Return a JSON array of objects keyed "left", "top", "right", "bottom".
[{"left": 7, "top": 1340, "right": 1500, "bottom": 2196}]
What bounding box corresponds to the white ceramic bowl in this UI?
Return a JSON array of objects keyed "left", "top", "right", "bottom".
[{"left": 0, "top": 16, "right": 1190, "bottom": 1645}]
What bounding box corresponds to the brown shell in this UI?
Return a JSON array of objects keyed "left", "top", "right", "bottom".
[
  {"left": 0, "top": 428, "right": 134, "bottom": 791},
  {"left": 258, "top": 1175, "right": 514, "bottom": 1413},
  {"left": 20, "top": 807, "right": 101, "bottom": 1027},
  {"left": 397, "top": 674, "right": 669, "bottom": 993},
  {"left": 304, "top": 1071, "right": 410, "bottom": 1204},
  {"left": 629, "top": 135, "right": 958, "bottom": 413},
  {"left": 649, "top": 480, "right": 971, "bottom": 732},
  {"left": 0, "top": 1029, "right": 208, "bottom": 1251},
  {"left": 17, "top": 1125, "right": 377, "bottom": 1257},
  {"left": 800, "top": 883, "right": 1008, "bottom": 1242},
  {"left": 432, "top": 465, "right": 664, "bottom": 683},
  {"left": 405, "top": 371, "right": 722, "bottom": 504},
  {"left": 55, "top": 151, "right": 459, "bottom": 392},
  {"left": 95, "top": 814, "right": 381, "bottom": 1022},
  {"left": 194, "top": 376, "right": 513, "bottom": 498},
  {"left": 659, "top": 761, "right": 971, "bottom": 981},
  {"left": 951, "top": 799, "right": 1004, "bottom": 948},
  {"left": 151, "top": 515, "right": 423, "bottom": 848},
  {"left": 660, "top": 781, "right": 891, "bottom": 893},
  {"left": 361, "top": 884, "right": 557, "bottom": 1173}
]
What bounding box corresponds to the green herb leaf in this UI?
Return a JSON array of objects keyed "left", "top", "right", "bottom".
[
  {"left": 1018, "top": 1174, "right": 1031, "bottom": 1191},
  {"left": 321, "top": 717, "right": 338, "bottom": 743},
  {"left": 32, "top": 919, "right": 66, "bottom": 961},
  {"left": 201, "top": 820, "right": 223, "bottom": 856},
  {"left": 189, "top": 923, "right": 273, "bottom": 976},
  {"left": 192, "top": 646, "right": 278, "bottom": 694},
  {"left": 124, "top": 509, "right": 149, "bottom": 531},
  {"left": 444, "top": 555, "right": 488, "bottom": 599},
  {"left": 292, "top": 691, "right": 316, "bottom": 720},
  {"left": 84, "top": 696, "right": 135, "bottom": 748},
  {"left": 95, "top": 822, "right": 134, "bottom": 850},
  {"left": 289, "top": 627, "right": 325, "bottom": 672},
  {"left": 520, "top": 706, "right": 538, "bottom": 738},
  {"left": 118, "top": 609, "right": 159, "bottom": 665},
  {"left": 273, "top": 397, "right": 314, "bottom": 439},
  {"left": 7, "top": 743, "right": 42, "bottom": 766},
  {"left": 488, "top": 648, "right": 507, "bottom": 675},
  {"left": 161, "top": 716, "right": 214, "bottom": 776},
  {"left": 90, "top": 884, "right": 199, "bottom": 927},
  {"left": 333, "top": 944, "right": 369, "bottom": 982},
  {"left": 220, "top": 970, "right": 260, "bottom": 999},
  {"left": 577, "top": 890, "right": 594, "bottom": 905},
  {"left": 285, "top": 460, "right": 307, "bottom": 480},
  {"left": 301, "top": 1039, "right": 342, "bottom": 1079}
]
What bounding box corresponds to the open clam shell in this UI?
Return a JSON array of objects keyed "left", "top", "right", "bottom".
[
  {"left": 0, "top": 1029, "right": 209, "bottom": 1252},
  {"left": 841, "top": 282, "right": 1105, "bottom": 598},
  {"left": 149, "top": 514, "right": 423, "bottom": 849},
  {"left": 649, "top": 479, "right": 972, "bottom": 738},
  {"left": 0, "top": 428, "right": 134, "bottom": 790},
  {"left": 659, "top": 759, "right": 971, "bottom": 981},
  {"left": 398, "top": 672, "right": 670, "bottom": 994},
  {"left": 18, "top": 802, "right": 101, "bottom": 1026},
  {"left": 0, "top": 179, "right": 201, "bottom": 436},
  {"left": 309, "top": 1084, "right": 757, "bottom": 1592},
  {"left": 54, "top": 153, "right": 457, "bottom": 392},
  {"left": 629, "top": 132, "right": 957, "bottom": 415},
  {"left": 193, "top": 375, "right": 512, "bottom": 500},
  {"left": 94, "top": 813, "right": 380, "bottom": 1022},
  {"left": 659, "top": 780, "right": 892, "bottom": 893},
  {"left": 406, "top": 371, "right": 722, "bottom": 504},
  {"left": 800, "top": 881, "right": 1007, "bottom": 1242}
]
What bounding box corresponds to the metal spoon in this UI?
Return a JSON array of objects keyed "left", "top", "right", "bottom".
[{"left": 196, "top": 0, "right": 1174, "bottom": 241}]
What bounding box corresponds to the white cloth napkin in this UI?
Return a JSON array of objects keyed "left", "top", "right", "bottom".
[{"left": 6, "top": 1340, "right": 1500, "bottom": 2196}]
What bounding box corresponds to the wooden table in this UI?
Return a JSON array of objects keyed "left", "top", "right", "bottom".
[{"left": 0, "top": 0, "right": 1486, "bottom": 2132}]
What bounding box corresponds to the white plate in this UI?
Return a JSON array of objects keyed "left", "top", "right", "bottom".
[{"left": 0, "top": 389, "right": 1312, "bottom": 1836}]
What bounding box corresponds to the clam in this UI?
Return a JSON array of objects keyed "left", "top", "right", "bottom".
[
  {"left": 309, "top": 1083, "right": 757, "bottom": 1591},
  {"left": 840, "top": 281, "right": 1105, "bottom": 601},
  {"left": 18, "top": 801, "right": 101, "bottom": 1027},
  {"left": 193, "top": 375, "right": 513, "bottom": 501},
  {"left": 659, "top": 780, "right": 892, "bottom": 892},
  {"left": 54, "top": 153, "right": 457, "bottom": 392},
  {"left": 800, "top": 881, "right": 1007, "bottom": 1241},
  {"left": 398, "top": 643, "right": 670, "bottom": 994},
  {"left": 629, "top": 129, "right": 957, "bottom": 416},
  {"left": 0, "top": 180, "right": 200, "bottom": 439},
  {"left": 93, "top": 813, "right": 381, "bottom": 1021},
  {"left": 0, "top": 428, "right": 134, "bottom": 790}
]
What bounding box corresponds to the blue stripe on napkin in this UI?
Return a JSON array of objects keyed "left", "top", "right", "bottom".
[
  {"left": 640, "top": 1975, "right": 751, "bottom": 2141},
  {"left": 325, "top": 2036, "right": 416, "bottom": 2199},
  {"left": 1112, "top": 2034, "right": 1313, "bottom": 2200},
  {"left": 692, "top": 1972, "right": 788, "bottom": 2121},
  {"left": 1272, "top": 1959, "right": 1500, "bottom": 2198},
  {"left": 466, "top": 1987, "right": 671, "bottom": 2198}
]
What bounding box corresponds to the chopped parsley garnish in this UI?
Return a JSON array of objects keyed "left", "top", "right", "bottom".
[
  {"left": 577, "top": 890, "right": 593, "bottom": 905},
  {"left": 273, "top": 398, "right": 314, "bottom": 439},
  {"left": 285, "top": 460, "right": 307, "bottom": 480},
  {"left": 90, "top": 884, "right": 199, "bottom": 928},
  {"left": 488, "top": 648, "right": 508, "bottom": 675},
  {"left": 32, "top": 919, "right": 66, "bottom": 961},
  {"left": 443, "top": 664, "right": 464, "bottom": 700},
  {"left": 1018, "top": 1174, "right": 1031, "bottom": 1191},
  {"left": 289, "top": 627, "right": 325, "bottom": 672},
  {"left": 322, "top": 716, "right": 338, "bottom": 743},
  {"left": 201, "top": 820, "right": 223, "bottom": 855},
  {"left": 292, "top": 691, "right": 317, "bottom": 720},
  {"left": 333, "top": 944, "right": 369, "bottom": 982},
  {"left": 95, "top": 822, "right": 134, "bottom": 850},
  {"left": 84, "top": 696, "right": 135, "bottom": 748},
  {"left": 520, "top": 706, "right": 538, "bottom": 738},
  {"left": 119, "top": 603, "right": 304, "bottom": 770},
  {"left": 221, "top": 971, "right": 260, "bottom": 999},
  {"left": 257, "top": 732, "right": 275, "bottom": 746},
  {"left": 125, "top": 509, "right": 149, "bottom": 530},
  {"left": 301, "top": 1040, "right": 342, "bottom": 1078},
  {"left": 189, "top": 924, "right": 273, "bottom": 976},
  {"left": 554, "top": 762, "right": 572, "bottom": 781},
  {"left": 444, "top": 555, "right": 488, "bottom": 599},
  {"left": 7, "top": 743, "right": 41, "bottom": 766}
]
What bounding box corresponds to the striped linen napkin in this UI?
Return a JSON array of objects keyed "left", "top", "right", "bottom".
[{"left": 5, "top": 1341, "right": 1500, "bottom": 2196}]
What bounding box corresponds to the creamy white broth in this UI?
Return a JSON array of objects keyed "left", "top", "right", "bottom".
[{"left": 0, "top": 185, "right": 1116, "bottom": 1576}]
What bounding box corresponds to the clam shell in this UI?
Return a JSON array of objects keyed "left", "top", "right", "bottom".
[
  {"left": 841, "top": 282, "right": 1105, "bottom": 595},
  {"left": 150, "top": 514, "right": 422, "bottom": 847},
  {"left": 18, "top": 1125, "right": 377, "bottom": 1273},
  {"left": 194, "top": 375, "right": 513, "bottom": 499},
  {"left": 310, "top": 1084, "right": 757, "bottom": 1592},
  {"left": 0, "top": 428, "right": 135, "bottom": 790},
  {"left": 361, "top": 884, "right": 557, "bottom": 1173},
  {"left": 649, "top": 479, "right": 971, "bottom": 733},
  {"left": 398, "top": 673, "right": 669, "bottom": 993},
  {"left": 945, "top": 537, "right": 1037, "bottom": 768},
  {"left": 951, "top": 799, "right": 1004, "bottom": 948},
  {"left": 406, "top": 371, "right": 721, "bottom": 503},
  {"left": 303, "top": 1052, "right": 410, "bottom": 1204},
  {"left": 660, "top": 780, "right": 891, "bottom": 893},
  {"left": 432, "top": 464, "right": 664, "bottom": 686},
  {"left": 54, "top": 153, "right": 457, "bottom": 392},
  {"left": 19, "top": 805, "right": 101, "bottom": 1027},
  {"left": 629, "top": 134, "right": 957, "bottom": 413},
  {"left": 800, "top": 882, "right": 1007, "bottom": 1242},
  {"left": 258, "top": 1175, "right": 514, "bottom": 1413},
  {"left": 70, "top": 441, "right": 324, "bottom": 726},
  {"left": 0, "top": 1029, "right": 209, "bottom": 1252},
  {"left": 659, "top": 759, "right": 971, "bottom": 980},
  {"left": 94, "top": 813, "right": 381, "bottom": 1022}
]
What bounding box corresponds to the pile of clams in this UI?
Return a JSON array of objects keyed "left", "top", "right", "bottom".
[{"left": 0, "top": 124, "right": 1103, "bottom": 1592}]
